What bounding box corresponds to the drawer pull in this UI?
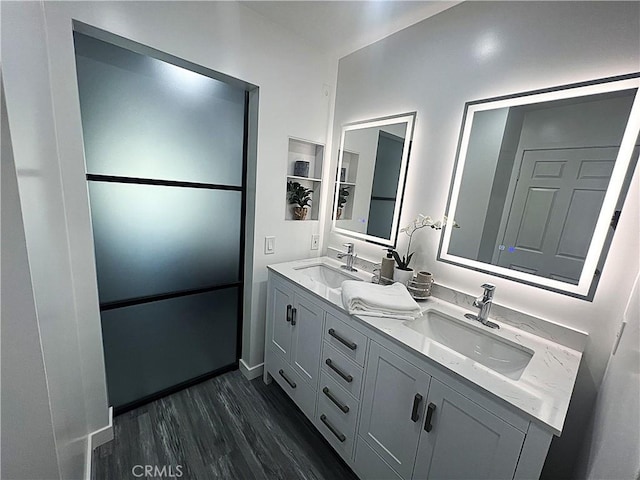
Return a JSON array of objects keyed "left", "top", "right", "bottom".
[
  {"left": 325, "top": 358, "right": 353, "bottom": 383},
  {"left": 291, "top": 307, "right": 297, "bottom": 326},
  {"left": 322, "top": 387, "right": 349, "bottom": 413},
  {"left": 286, "top": 304, "right": 292, "bottom": 323},
  {"left": 278, "top": 369, "right": 296, "bottom": 389},
  {"left": 320, "top": 414, "right": 346, "bottom": 442},
  {"left": 328, "top": 328, "right": 357, "bottom": 350},
  {"left": 424, "top": 402, "right": 436, "bottom": 432},
  {"left": 411, "top": 393, "right": 423, "bottom": 422}
]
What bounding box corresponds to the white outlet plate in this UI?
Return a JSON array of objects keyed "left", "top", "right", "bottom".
[
  {"left": 311, "top": 234, "right": 320, "bottom": 250},
  {"left": 265, "top": 236, "right": 275, "bottom": 255}
]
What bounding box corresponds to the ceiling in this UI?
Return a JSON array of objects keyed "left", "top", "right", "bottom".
[{"left": 240, "top": 1, "right": 461, "bottom": 58}]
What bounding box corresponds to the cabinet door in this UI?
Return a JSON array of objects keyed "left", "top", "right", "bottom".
[
  {"left": 413, "top": 378, "right": 525, "bottom": 480},
  {"left": 268, "top": 281, "right": 294, "bottom": 361},
  {"left": 290, "top": 295, "right": 324, "bottom": 387},
  {"left": 359, "top": 342, "right": 431, "bottom": 480}
]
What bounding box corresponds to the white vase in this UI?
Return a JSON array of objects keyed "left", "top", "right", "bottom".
[{"left": 393, "top": 268, "right": 414, "bottom": 285}]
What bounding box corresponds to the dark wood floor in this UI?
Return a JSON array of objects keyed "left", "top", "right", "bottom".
[{"left": 92, "top": 370, "right": 359, "bottom": 480}]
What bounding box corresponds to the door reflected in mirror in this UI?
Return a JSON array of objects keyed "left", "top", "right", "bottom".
[
  {"left": 333, "top": 112, "right": 416, "bottom": 247},
  {"left": 439, "top": 74, "right": 640, "bottom": 299}
]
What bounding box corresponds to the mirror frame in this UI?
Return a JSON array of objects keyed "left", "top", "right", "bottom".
[
  {"left": 438, "top": 73, "right": 640, "bottom": 300},
  {"left": 332, "top": 112, "right": 416, "bottom": 247}
]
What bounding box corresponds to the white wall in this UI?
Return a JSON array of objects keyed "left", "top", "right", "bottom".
[
  {"left": 325, "top": 2, "right": 639, "bottom": 478},
  {"left": 2, "top": 3, "right": 93, "bottom": 477},
  {"left": 576, "top": 273, "right": 640, "bottom": 479},
  {"left": 2, "top": 1, "right": 335, "bottom": 477},
  {"left": 1, "top": 79, "right": 61, "bottom": 480}
]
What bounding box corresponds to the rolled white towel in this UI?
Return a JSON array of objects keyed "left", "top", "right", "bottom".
[{"left": 341, "top": 280, "right": 423, "bottom": 320}]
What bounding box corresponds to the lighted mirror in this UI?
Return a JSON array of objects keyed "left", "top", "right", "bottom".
[
  {"left": 439, "top": 74, "right": 640, "bottom": 300},
  {"left": 332, "top": 112, "right": 416, "bottom": 247}
]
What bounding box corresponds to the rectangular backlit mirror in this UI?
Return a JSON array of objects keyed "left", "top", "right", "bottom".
[
  {"left": 332, "top": 112, "right": 416, "bottom": 247},
  {"left": 439, "top": 74, "right": 640, "bottom": 300}
]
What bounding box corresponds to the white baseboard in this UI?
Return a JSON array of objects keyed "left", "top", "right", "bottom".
[
  {"left": 239, "top": 359, "right": 264, "bottom": 380},
  {"left": 85, "top": 406, "right": 114, "bottom": 480},
  {"left": 91, "top": 406, "right": 114, "bottom": 448}
]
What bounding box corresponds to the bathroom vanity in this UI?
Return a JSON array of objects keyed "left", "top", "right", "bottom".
[{"left": 263, "top": 257, "right": 584, "bottom": 480}]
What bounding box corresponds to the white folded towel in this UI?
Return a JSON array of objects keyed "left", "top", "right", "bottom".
[{"left": 341, "top": 280, "right": 423, "bottom": 320}]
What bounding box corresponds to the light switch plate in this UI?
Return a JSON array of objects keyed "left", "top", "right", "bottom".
[
  {"left": 265, "top": 236, "right": 275, "bottom": 255},
  {"left": 311, "top": 234, "right": 320, "bottom": 250}
]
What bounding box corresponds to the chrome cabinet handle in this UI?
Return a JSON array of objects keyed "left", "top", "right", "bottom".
[
  {"left": 325, "top": 358, "right": 353, "bottom": 383},
  {"left": 278, "top": 369, "right": 296, "bottom": 389},
  {"left": 320, "top": 414, "right": 346, "bottom": 442},
  {"left": 323, "top": 387, "right": 349, "bottom": 413},
  {"left": 424, "top": 402, "right": 436, "bottom": 432},
  {"left": 328, "top": 328, "right": 357, "bottom": 350},
  {"left": 411, "top": 393, "right": 423, "bottom": 422},
  {"left": 286, "top": 304, "right": 292, "bottom": 323}
]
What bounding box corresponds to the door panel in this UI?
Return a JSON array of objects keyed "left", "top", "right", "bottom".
[
  {"left": 555, "top": 188, "right": 606, "bottom": 259},
  {"left": 498, "top": 147, "right": 616, "bottom": 283},
  {"left": 291, "top": 296, "right": 324, "bottom": 386},
  {"left": 75, "top": 33, "right": 245, "bottom": 186},
  {"left": 269, "top": 282, "right": 294, "bottom": 361},
  {"left": 75, "top": 32, "right": 247, "bottom": 411},
  {"left": 359, "top": 342, "right": 431, "bottom": 479},
  {"left": 88, "top": 183, "right": 242, "bottom": 303},
  {"left": 101, "top": 288, "right": 239, "bottom": 408},
  {"left": 413, "top": 378, "right": 525, "bottom": 480},
  {"left": 366, "top": 131, "right": 404, "bottom": 239}
]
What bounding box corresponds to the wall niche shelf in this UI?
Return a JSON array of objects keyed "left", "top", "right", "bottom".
[{"left": 285, "top": 137, "right": 324, "bottom": 221}]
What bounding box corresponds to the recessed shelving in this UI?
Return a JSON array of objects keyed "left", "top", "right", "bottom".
[
  {"left": 285, "top": 137, "right": 325, "bottom": 221},
  {"left": 288, "top": 175, "right": 323, "bottom": 183}
]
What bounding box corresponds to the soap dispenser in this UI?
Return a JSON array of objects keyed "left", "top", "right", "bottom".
[{"left": 381, "top": 248, "right": 395, "bottom": 283}]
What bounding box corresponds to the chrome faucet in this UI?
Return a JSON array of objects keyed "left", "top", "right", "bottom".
[
  {"left": 337, "top": 243, "right": 357, "bottom": 272},
  {"left": 465, "top": 283, "right": 499, "bottom": 329}
]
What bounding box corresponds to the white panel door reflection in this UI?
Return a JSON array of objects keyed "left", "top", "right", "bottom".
[{"left": 496, "top": 147, "right": 615, "bottom": 284}]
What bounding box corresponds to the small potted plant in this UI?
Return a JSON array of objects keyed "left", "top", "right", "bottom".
[
  {"left": 392, "top": 214, "right": 459, "bottom": 284},
  {"left": 287, "top": 181, "right": 313, "bottom": 220},
  {"left": 336, "top": 186, "right": 350, "bottom": 220}
]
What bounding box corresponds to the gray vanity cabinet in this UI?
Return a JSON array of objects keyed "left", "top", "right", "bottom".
[
  {"left": 357, "top": 342, "right": 526, "bottom": 480},
  {"left": 412, "top": 378, "right": 525, "bottom": 480},
  {"left": 268, "top": 281, "right": 295, "bottom": 359},
  {"left": 358, "top": 341, "right": 431, "bottom": 479},
  {"left": 290, "top": 296, "right": 324, "bottom": 385},
  {"left": 265, "top": 269, "right": 553, "bottom": 480},
  {"left": 266, "top": 277, "right": 324, "bottom": 389}
]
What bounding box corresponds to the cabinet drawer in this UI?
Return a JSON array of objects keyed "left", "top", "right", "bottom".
[
  {"left": 322, "top": 342, "right": 364, "bottom": 399},
  {"left": 354, "top": 435, "right": 403, "bottom": 480},
  {"left": 267, "top": 349, "right": 316, "bottom": 422},
  {"left": 325, "top": 313, "right": 367, "bottom": 366},
  {"left": 316, "top": 396, "right": 355, "bottom": 460},
  {"left": 318, "top": 372, "right": 359, "bottom": 437}
]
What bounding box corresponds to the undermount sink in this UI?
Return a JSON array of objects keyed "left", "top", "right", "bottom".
[
  {"left": 406, "top": 309, "right": 534, "bottom": 380},
  {"left": 295, "top": 264, "right": 361, "bottom": 290}
]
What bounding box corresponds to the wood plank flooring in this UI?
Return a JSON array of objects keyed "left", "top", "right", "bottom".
[{"left": 92, "top": 370, "right": 359, "bottom": 480}]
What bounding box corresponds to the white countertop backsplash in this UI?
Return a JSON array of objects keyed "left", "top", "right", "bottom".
[{"left": 268, "top": 256, "right": 586, "bottom": 436}]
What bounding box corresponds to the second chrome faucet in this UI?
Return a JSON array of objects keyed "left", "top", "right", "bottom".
[{"left": 465, "top": 283, "right": 499, "bottom": 329}]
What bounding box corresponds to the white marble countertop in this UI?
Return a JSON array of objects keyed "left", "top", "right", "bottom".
[{"left": 268, "top": 256, "right": 583, "bottom": 436}]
